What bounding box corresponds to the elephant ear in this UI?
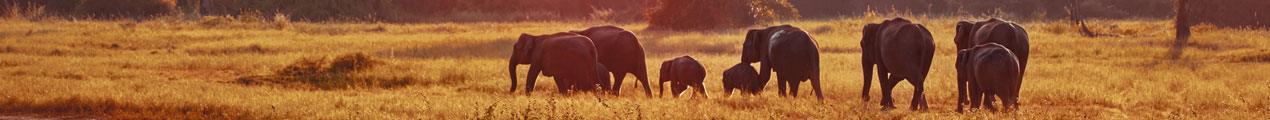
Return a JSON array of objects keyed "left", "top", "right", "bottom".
[
  {"left": 955, "top": 49, "right": 970, "bottom": 84},
  {"left": 512, "top": 33, "right": 536, "bottom": 64},
  {"left": 860, "top": 24, "right": 881, "bottom": 58},
  {"left": 659, "top": 60, "right": 674, "bottom": 83},
  {"left": 955, "top": 21, "right": 975, "bottom": 50},
  {"left": 1010, "top": 22, "right": 1030, "bottom": 44},
  {"left": 741, "top": 29, "right": 761, "bottom": 63}
]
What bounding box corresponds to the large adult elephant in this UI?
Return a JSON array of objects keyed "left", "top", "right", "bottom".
[
  {"left": 953, "top": 18, "right": 1029, "bottom": 112},
  {"left": 658, "top": 56, "right": 709, "bottom": 98},
  {"left": 742, "top": 25, "right": 824, "bottom": 99},
  {"left": 571, "top": 26, "right": 653, "bottom": 97},
  {"left": 956, "top": 43, "right": 1023, "bottom": 112},
  {"left": 508, "top": 32, "right": 608, "bottom": 95},
  {"left": 860, "top": 18, "right": 935, "bottom": 111}
]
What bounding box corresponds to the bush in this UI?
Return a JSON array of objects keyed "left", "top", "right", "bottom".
[
  {"left": 238, "top": 52, "right": 413, "bottom": 90},
  {"left": 645, "top": 0, "right": 800, "bottom": 31}
]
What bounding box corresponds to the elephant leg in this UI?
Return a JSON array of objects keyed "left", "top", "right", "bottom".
[
  {"left": 810, "top": 71, "right": 824, "bottom": 100},
  {"left": 1000, "top": 96, "right": 1014, "bottom": 112},
  {"left": 868, "top": 66, "right": 891, "bottom": 101},
  {"left": 788, "top": 79, "right": 801, "bottom": 98},
  {"left": 759, "top": 60, "right": 774, "bottom": 93},
  {"left": 634, "top": 70, "right": 653, "bottom": 97},
  {"left": 910, "top": 80, "right": 927, "bottom": 111},
  {"left": 611, "top": 72, "right": 627, "bottom": 95},
  {"left": 984, "top": 92, "right": 998, "bottom": 112},
  {"left": 968, "top": 82, "right": 983, "bottom": 110},
  {"left": 879, "top": 75, "right": 901, "bottom": 111},
  {"left": 746, "top": 85, "right": 761, "bottom": 95},
  {"left": 525, "top": 65, "right": 543, "bottom": 95},
  {"left": 694, "top": 83, "right": 709, "bottom": 99},
  {"left": 956, "top": 77, "right": 968, "bottom": 113},
  {"left": 724, "top": 87, "right": 735, "bottom": 98},
  {"left": 556, "top": 77, "right": 572, "bottom": 95}
]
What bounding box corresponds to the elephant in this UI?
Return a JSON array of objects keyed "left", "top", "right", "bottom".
[
  {"left": 860, "top": 18, "right": 935, "bottom": 111},
  {"left": 570, "top": 26, "right": 654, "bottom": 97},
  {"left": 954, "top": 18, "right": 1029, "bottom": 75},
  {"left": 722, "top": 63, "right": 761, "bottom": 97},
  {"left": 596, "top": 64, "right": 612, "bottom": 91},
  {"left": 953, "top": 18, "right": 1029, "bottom": 112},
  {"left": 955, "top": 43, "right": 1023, "bottom": 112},
  {"left": 658, "top": 56, "right": 709, "bottom": 98},
  {"left": 508, "top": 32, "right": 608, "bottom": 95},
  {"left": 742, "top": 25, "right": 824, "bottom": 99}
]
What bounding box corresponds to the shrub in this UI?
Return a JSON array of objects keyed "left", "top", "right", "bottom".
[
  {"left": 645, "top": 0, "right": 800, "bottom": 31},
  {"left": 238, "top": 52, "right": 410, "bottom": 90}
]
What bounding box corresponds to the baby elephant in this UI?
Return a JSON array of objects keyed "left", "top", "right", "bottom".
[
  {"left": 722, "top": 63, "right": 762, "bottom": 97},
  {"left": 956, "top": 43, "right": 1023, "bottom": 112},
  {"left": 659, "top": 56, "right": 709, "bottom": 98},
  {"left": 596, "top": 64, "right": 612, "bottom": 93}
]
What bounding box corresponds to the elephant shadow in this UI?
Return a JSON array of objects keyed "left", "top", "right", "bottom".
[{"left": 374, "top": 39, "right": 515, "bottom": 59}]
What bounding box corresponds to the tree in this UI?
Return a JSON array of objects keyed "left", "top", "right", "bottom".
[
  {"left": 1168, "top": 0, "right": 1190, "bottom": 59},
  {"left": 644, "top": 0, "right": 799, "bottom": 31},
  {"left": 1069, "top": 0, "right": 1099, "bottom": 37}
]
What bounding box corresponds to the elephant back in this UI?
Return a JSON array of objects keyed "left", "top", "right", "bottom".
[
  {"left": 970, "top": 19, "right": 1029, "bottom": 76},
  {"left": 667, "top": 56, "right": 707, "bottom": 83}
]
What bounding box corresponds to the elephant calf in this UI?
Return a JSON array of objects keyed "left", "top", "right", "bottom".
[
  {"left": 722, "top": 63, "right": 761, "bottom": 97},
  {"left": 659, "top": 56, "right": 708, "bottom": 99},
  {"left": 956, "top": 43, "right": 1023, "bottom": 112}
]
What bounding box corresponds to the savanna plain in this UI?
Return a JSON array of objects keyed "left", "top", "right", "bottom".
[{"left": 1, "top": 15, "right": 1269, "bottom": 119}]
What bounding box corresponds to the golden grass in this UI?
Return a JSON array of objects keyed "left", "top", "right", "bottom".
[{"left": 1, "top": 16, "right": 1268, "bottom": 119}]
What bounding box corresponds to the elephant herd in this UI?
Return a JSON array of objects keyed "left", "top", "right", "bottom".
[{"left": 507, "top": 17, "right": 1030, "bottom": 112}]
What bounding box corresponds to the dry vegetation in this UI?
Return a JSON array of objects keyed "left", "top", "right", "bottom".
[{"left": 1, "top": 13, "right": 1269, "bottom": 119}]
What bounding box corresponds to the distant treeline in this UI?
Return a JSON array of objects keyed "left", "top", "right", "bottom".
[
  {"left": 2, "top": 0, "right": 1265, "bottom": 28},
  {"left": 790, "top": 0, "right": 1267, "bottom": 28}
]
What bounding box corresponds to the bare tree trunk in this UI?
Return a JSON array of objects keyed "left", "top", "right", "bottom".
[
  {"left": 1169, "top": 0, "right": 1191, "bottom": 59},
  {"left": 1069, "top": 0, "right": 1098, "bottom": 37}
]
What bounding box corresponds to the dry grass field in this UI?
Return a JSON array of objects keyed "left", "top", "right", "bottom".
[{"left": 1, "top": 15, "right": 1268, "bottom": 119}]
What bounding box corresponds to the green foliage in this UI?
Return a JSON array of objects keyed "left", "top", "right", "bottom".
[{"left": 645, "top": 0, "right": 800, "bottom": 31}]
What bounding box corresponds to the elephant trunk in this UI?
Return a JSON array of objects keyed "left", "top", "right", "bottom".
[
  {"left": 508, "top": 58, "right": 519, "bottom": 93},
  {"left": 861, "top": 57, "right": 873, "bottom": 100}
]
